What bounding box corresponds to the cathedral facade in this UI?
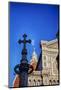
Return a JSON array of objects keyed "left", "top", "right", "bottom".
[
  {"left": 13, "top": 38, "right": 59, "bottom": 87},
  {"left": 28, "top": 39, "right": 59, "bottom": 86}
]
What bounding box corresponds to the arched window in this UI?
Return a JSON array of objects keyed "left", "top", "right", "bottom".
[
  {"left": 34, "top": 79, "right": 36, "bottom": 82},
  {"left": 53, "top": 80, "right": 56, "bottom": 84},
  {"left": 49, "top": 80, "right": 52, "bottom": 85},
  {"left": 53, "top": 80, "right": 55, "bottom": 83},
  {"left": 33, "top": 79, "right": 36, "bottom": 86},
  {"left": 38, "top": 80, "right": 40, "bottom": 82},
  {"left": 57, "top": 80, "right": 59, "bottom": 83},
  {"left": 28, "top": 79, "right": 31, "bottom": 86},
  {"left": 29, "top": 79, "right": 31, "bottom": 82},
  {"left": 37, "top": 80, "right": 40, "bottom": 86}
]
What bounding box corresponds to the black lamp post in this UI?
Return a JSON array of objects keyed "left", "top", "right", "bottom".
[{"left": 14, "top": 34, "right": 33, "bottom": 87}]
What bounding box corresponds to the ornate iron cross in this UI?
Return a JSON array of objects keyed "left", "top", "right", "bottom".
[{"left": 18, "top": 34, "right": 31, "bottom": 49}]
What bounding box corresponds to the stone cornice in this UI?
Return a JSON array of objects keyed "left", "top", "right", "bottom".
[
  {"left": 41, "top": 39, "right": 58, "bottom": 45},
  {"left": 42, "top": 47, "right": 58, "bottom": 52}
]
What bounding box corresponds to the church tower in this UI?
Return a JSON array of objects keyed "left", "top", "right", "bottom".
[{"left": 30, "top": 48, "right": 38, "bottom": 70}]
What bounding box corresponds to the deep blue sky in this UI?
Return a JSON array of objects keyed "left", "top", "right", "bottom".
[{"left": 9, "top": 2, "right": 59, "bottom": 87}]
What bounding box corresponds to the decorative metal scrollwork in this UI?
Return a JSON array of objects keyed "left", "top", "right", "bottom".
[{"left": 14, "top": 63, "right": 33, "bottom": 75}]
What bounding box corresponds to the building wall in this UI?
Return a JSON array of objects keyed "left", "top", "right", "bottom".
[
  {"left": 28, "top": 39, "right": 59, "bottom": 86},
  {"left": 41, "top": 39, "right": 59, "bottom": 85},
  {"left": 28, "top": 71, "right": 42, "bottom": 86}
]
